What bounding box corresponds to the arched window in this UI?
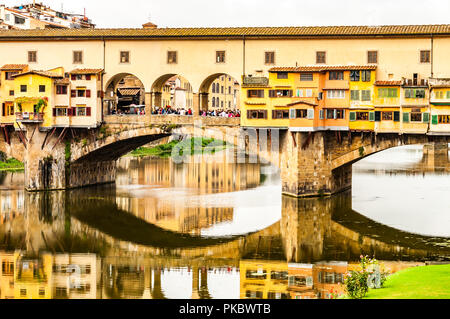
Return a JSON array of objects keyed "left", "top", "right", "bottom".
[
  {"left": 212, "top": 97, "right": 215, "bottom": 107},
  {"left": 212, "top": 83, "right": 215, "bottom": 93}
]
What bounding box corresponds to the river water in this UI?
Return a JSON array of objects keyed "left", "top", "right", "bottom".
[{"left": 0, "top": 144, "right": 449, "bottom": 299}]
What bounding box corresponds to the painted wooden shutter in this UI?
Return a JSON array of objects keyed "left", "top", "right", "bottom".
[
  {"left": 374, "top": 111, "right": 381, "bottom": 122},
  {"left": 52, "top": 108, "right": 57, "bottom": 117},
  {"left": 422, "top": 112, "right": 429, "bottom": 123},
  {"left": 67, "top": 108, "right": 73, "bottom": 116},
  {"left": 431, "top": 114, "right": 438, "bottom": 125},
  {"left": 369, "top": 112, "right": 375, "bottom": 121},
  {"left": 71, "top": 90, "right": 76, "bottom": 98},
  {"left": 86, "top": 90, "right": 91, "bottom": 98},
  {"left": 349, "top": 111, "right": 356, "bottom": 121},
  {"left": 86, "top": 107, "right": 91, "bottom": 116},
  {"left": 290, "top": 109, "right": 295, "bottom": 119},
  {"left": 71, "top": 75, "right": 76, "bottom": 81},
  {"left": 403, "top": 112, "right": 409, "bottom": 123},
  {"left": 1, "top": 103, "right": 5, "bottom": 116},
  {"left": 319, "top": 110, "right": 324, "bottom": 119},
  {"left": 333, "top": 109, "right": 337, "bottom": 119},
  {"left": 405, "top": 89, "right": 410, "bottom": 98},
  {"left": 307, "top": 109, "right": 314, "bottom": 119},
  {"left": 394, "top": 111, "right": 400, "bottom": 122}
]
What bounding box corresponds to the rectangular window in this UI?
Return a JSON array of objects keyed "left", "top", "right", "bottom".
[
  {"left": 316, "top": 51, "right": 326, "bottom": 64},
  {"left": 54, "top": 107, "right": 68, "bottom": 116},
  {"left": 420, "top": 50, "right": 430, "bottom": 63},
  {"left": 361, "top": 90, "right": 371, "bottom": 101},
  {"left": 216, "top": 51, "right": 225, "bottom": 63},
  {"left": 73, "top": 51, "right": 83, "bottom": 64},
  {"left": 329, "top": 71, "right": 343, "bottom": 80},
  {"left": 247, "top": 110, "right": 267, "bottom": 119},
  {"left": 9, "top": 90, "right": 14, "bottom": 96},
  {"left": 382, "top": 112, "right": 393, "bottom": 120},
  {"left": 361, "top": 71, "right": 371, "bottom": 82},
  {"left": 368, "top": 51, "right": 378, "bottom": 64},
  {"left": 350, "top": 70, "right": 360, "bottom": 81},
  {"left": 350, "top": 90, "right": 360, "bottom": 100},
  {"left": 435, "top": 91, "right": 444, "bottom": 99},
  {"left": 411, "top": 112, "right": 422, "bottom": 122},
  {"left": 5, "top": 72, "right": 18, "bottom": 80},
  {"left": 120, "top": 51, "right": 130, "bottom": 63},
  {"left": 327, "top": 90, "right": 345, "bottom": 99},
  {"left": 28, "top": 51, "right": 37, "bottom": 63},
  {"left": 269, "top": 90, "right": 292, "bottom": 97},
  {"left": 295, "top": 109, "right": 308, "bottom": 118},
  {"left": 85, "top": 74, "right": 91, "bottom": 81},
  {"left": 326, "top": 109, "right": 334, "bottom": 119},
  {"left": 247, "top": 90, "right": 264, "bottom": 98},
  {"left": 300, "top": 73, "right": 313, "bottom": 81},
  {"left": 265, "top": 51, "right": 275, "bottom": 64},
  {"left": 77, "top": 89, "right": 86, "bottom": 97},
  {"left": 356, "top": 112, "right": 369, "bottom": 120},
  {"left": 76, "top": 106, "right": 87, "bottom": 116},
  {"left": 272, "top": 110, "right": 290, "bottom": 119},
  {"left": 305, "top": 89, "right": 313, "bottom": 97},
  {"left": 20, "top": 85, "right": 27, "bottom": 92},
  {"left": 56, "top": 86, "right": 67, "bottom": 95},
  {"left": 167, "top": 51, "right": 177, "bottom": 64},
  {"left": 438, "top": 115, "right": 450, "bottom": 124},
  {"left": 39, "top": 85, "right": 45, "bottom": 93},
  {"left": 277, "top": 72, "right": 288, "bottom": 79}
]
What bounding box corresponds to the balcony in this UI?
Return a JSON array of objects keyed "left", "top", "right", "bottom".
[{"left": 16, "top": 112, "right": 44, "bottom": 123}]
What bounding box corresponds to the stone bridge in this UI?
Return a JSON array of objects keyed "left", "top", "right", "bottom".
[{"left": 1, "top": 113, "right": 449, "bottom": 197}]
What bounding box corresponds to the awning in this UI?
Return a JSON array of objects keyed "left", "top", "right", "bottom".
[{"left": 118, "top": 88, "right": 140, "bottom": 96}]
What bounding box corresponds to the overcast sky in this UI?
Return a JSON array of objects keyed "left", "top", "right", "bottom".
[{"left": 3, "top": 0, "right": 450, "bottom": 28}]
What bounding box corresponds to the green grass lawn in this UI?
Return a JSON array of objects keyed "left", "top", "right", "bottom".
[
  {"left": 128, "top": 137, "right": 226, "bottom": 158},
  {"left": 0, "top": 158, "right": 24, "bottom": 171},
  {"left": 365, "top": 264, "right": 450, "bottom": 299}
]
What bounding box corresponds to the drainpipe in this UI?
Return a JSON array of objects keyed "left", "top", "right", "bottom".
[
  {"left": 430, "top": 33, "right": 434, "bottom": 78},
  {"left": 242, "top": 35, "right": 246, "bottom": 79},
  {"left": 101, "top": 36, "right": 105, "bottom": 124}
]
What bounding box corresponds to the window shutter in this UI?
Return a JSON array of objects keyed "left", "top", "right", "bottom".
[
  {"left": 247, "top": 110, "right": 250, "bottom": 119},
  {"left": 394, "top": 111, "right": 400, "bottom": 122},
  {"left": 290, "top": 109, "right": 295, "bottom": 119},
  {"left": 71, "top": 90, "right": 76, "bottom": 98},
  {"left": 369, "top": 112, "right": 375, "bottom": 121},
  {"left": 431, "top": 115, "right": 438, "bottom": 125},
  {"left": 53, "top": 108, "right": 57, "bottom": 117},
  {"left": 333, "top": 109, "right": 337, "bottom": 119},
  {"left": 269, "top": 90, "right": 274, "bottom": 98},
  {"left": 272, "top": 110, "right": 276, "bottom": 119},
  {"left": 319, "top": 110, "right": 324, "bottom": 119},
  {"left": 1, "top": 103, "right": 5, "bottom": 116},
  {"left": 405, "top": 89, "right": 410, "bottom": 98},
  {"left": 289, "top": 90, "right": 293, "bottom": 97},
  {"left": 403, "top": 112, "right": 409, "bottom": 123},
  {"left": 86, "top": 90, "right": 91, "bottom": 98},
  {"left": 349, "top": 111, "right": 356, "bottom": 121},
  {"left": 307, "top": 109, "right": 314, "bottom": 119},
  {"left": 67, "top": 108, "right": 72, "bottom": 116},
  {"left": 71, "top": 75, "right": 76, "bottom": 81},
  {"left": 86, "top": 107, "right": 91, "bottom": 116},
  {"left": 422, "top": 112, "right": 430, "bottom": 123}
]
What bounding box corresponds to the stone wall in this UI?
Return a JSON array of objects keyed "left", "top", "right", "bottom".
[{"left": 69, "top": 161, "right": 116, "bottom": 188}]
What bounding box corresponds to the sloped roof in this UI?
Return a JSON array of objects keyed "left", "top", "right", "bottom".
[
  {"left": 70, "top": 68, "right": 104, "bottom": 75},
  {"left": 269, "top": 65, "right": 377, "bottom": 72},
  {"left": 12, "top": 70, "right": 63, "bottom": 78},
  {"left": 0, "top": 24, "right": 450, "bottom": 40},
  {"left": 0, "top": 64, "right": 28, "bottom": 71},
  {"left": 374, "top": 80, "right": 402, "bottom": 86}
]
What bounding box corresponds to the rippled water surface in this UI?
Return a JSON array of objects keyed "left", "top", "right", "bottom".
[{"left": 0, "top": 145, "right": 449, "bottom": 299}]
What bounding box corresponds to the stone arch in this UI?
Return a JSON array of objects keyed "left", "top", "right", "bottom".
[
  {"left": 198, "top": 73, "right": 241, "bottom": 112},
  {"left": 104, "top": 73, "right": 146, "bottom": 115},
  {"left": 150, "top": 74, "right": 195, "bottom": 113}
]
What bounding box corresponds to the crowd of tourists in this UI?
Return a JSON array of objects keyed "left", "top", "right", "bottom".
[{"left": 151, "top": 106, "right": 240, "bottom": 117}]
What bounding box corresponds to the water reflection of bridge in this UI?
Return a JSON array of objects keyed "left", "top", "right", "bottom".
[{"left": 1, "top": 185, "right": 450, "bottom": 299}]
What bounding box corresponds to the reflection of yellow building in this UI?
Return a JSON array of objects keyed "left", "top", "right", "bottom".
[
  {"left": 0, "top": 251, "right": 19, "bottom": 299},
  {"left": 0, "top": 190, "right": 25, "bottom": 224},
  {"left": 52, "top": 254, "right": 99, "bottom": 299},
  {"left": 287, "top": 263, "right": 316, "bottom": 299},
  {"left": 0, "top": 64, "right": 29, "bottom": 125},
  {"left": 239, "top": 260, "right": 290, "bottom": 299},
  {"left": 313, "top": 261, "right": 347, "bottom": 299},
  {"left": 14, "top": 253, "right": 52, "bottom": 299}
]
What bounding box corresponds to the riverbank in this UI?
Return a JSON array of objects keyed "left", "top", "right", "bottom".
[
  {"left": 0, "top": 158, "right": 24, "bottom": 171},
  {"left": 365, "top": 264, "right": 450, "bottom": 299},
  {"left": 128, "top": 137, "right": 227, "bottom": 158}
]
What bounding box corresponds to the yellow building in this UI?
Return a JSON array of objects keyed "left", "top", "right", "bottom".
[
  {"left": 400, "top": 75, "right": 430, "bottom": 134},
  {"left": 208, "top": 75, "right": 240, "bottom": 111},
  {"left": 12, "top": 68, "right": 65, "bottom": 129},
  {"left": 348, "top": 67, "right": 377, "bottom": 131},
  {"left": 429, "top": 78, "right": 450, "bottom": 134},
  {"left": 14, "top": 253, "right": 53, "bottom": 299},
  {"left": 373, "top": 81, "right": 402, "bottom": 133},
  {"left": 239, "top": 259, "right": 290, "bottom": 299},
  {"left": 0, "top": 64, "right": 28, "bottom": 125}
]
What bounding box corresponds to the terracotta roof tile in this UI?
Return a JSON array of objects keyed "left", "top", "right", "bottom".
[
  {"left": 374, "top": 80, "right": 402, "bottom": 86},
  {"left": 270, "top": 65, "right": 377, "bottom": 72},
  {"left": 0, "top": 64, "right": 28, "bottom": 71},
  {"left": 0, "top": 24, "right": 450, "bottom": 40},
  {"left": 70, "top": 68, "right": 104, "bottom": 75},
  {"left": 12, "top": 70, "right": 63, "bottom": 78}
]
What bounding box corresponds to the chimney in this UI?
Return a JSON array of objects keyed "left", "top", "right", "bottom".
[{"left": 142, "top": 21, "right": 157, "bottom": 29}]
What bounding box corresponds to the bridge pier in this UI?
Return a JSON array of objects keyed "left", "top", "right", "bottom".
[{"left": 280, "top": 131, "right": 352, "bottom": 198}]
